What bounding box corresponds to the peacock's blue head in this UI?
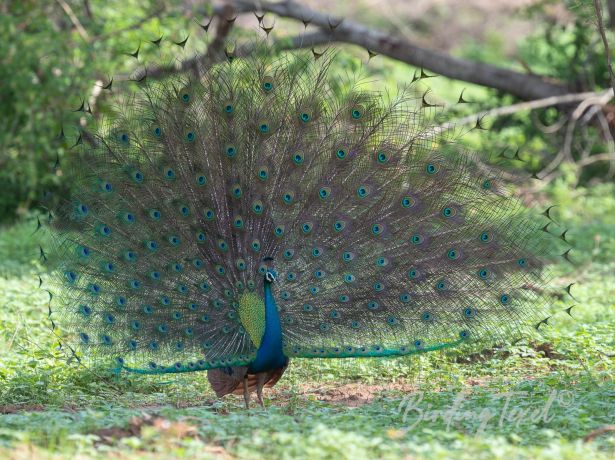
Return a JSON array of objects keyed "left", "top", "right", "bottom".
[
  {"left": 265, "top": 270, "right": 277, "bottom": 283},
  {"left": 263, "top": 256, "right": 277, "bottom": 282}
]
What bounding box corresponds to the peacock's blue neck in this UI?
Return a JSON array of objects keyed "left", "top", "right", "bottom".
[{"left": 248, "top": 280, "right": 287, "bottom": 373}]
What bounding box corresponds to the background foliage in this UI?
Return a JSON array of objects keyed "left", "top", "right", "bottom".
[{"left": 1, "top": 0, "right": 615, "bottom": 222}]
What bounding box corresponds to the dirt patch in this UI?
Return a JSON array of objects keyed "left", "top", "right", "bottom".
[
  {"left": 302, "top": 383, "right": 417, "bottom": 407},
  {"left": 90, "top": 413, "right": 232, "bottom": 458},
  {"left": 0, "top": 404, "right": 45, "bottom": 414},
  {"left": 92, "top": 413, "right": 199, "bottom": 445}
]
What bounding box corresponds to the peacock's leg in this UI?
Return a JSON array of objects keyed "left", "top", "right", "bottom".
[
  {"left": 243, "top": 375, "right": 250, "bottom": 409},
  {"left": 256, "top": 373, "right": 266, "bottom": 407}
]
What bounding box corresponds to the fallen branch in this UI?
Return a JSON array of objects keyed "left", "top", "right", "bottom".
[
  {"left": 144, "top": 0, "right": 569, "bottom": 100},
  {"left": 220, "top": 0, "right": 570, "bottom": 101}
]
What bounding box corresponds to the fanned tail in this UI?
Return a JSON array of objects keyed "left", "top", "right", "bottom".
[{"left": 41, "top": 34, "right": 558, "bottom": 374}]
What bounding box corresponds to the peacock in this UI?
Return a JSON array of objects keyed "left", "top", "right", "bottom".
[{"left": 40, "top": 23, "right": 560, "bottom": 408}]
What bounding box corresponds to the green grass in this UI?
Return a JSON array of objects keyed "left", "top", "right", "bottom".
[{"left": 0, "top": 183, "right": 614, "bottom": 459}]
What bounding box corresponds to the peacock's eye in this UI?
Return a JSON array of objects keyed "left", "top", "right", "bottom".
[{"left": 262, "top": 77, "right": 274, "bottom": 92}]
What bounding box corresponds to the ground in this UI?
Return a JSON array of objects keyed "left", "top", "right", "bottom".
[{"left": 0, "top": 182, "right": 613, "bottom": 459}]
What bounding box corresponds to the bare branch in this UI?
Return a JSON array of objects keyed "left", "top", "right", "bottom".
[
  {"left": 537, "top": 88, "right": 615, "bottom": 183},
  {"left": 222, "top": 0, "right": 569, "bottom": 101},
  {"left": 576, "top": 152, "right": 615, "bottom": 167},
  {"left": 436, "top": 86, "right": 615, "bottom": 185},
  {"left": 441, "top": 89, "right": 614, "bottom": 129},
  {"left": 142, "top": 0, "right": 569, "bottom": 99}
]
